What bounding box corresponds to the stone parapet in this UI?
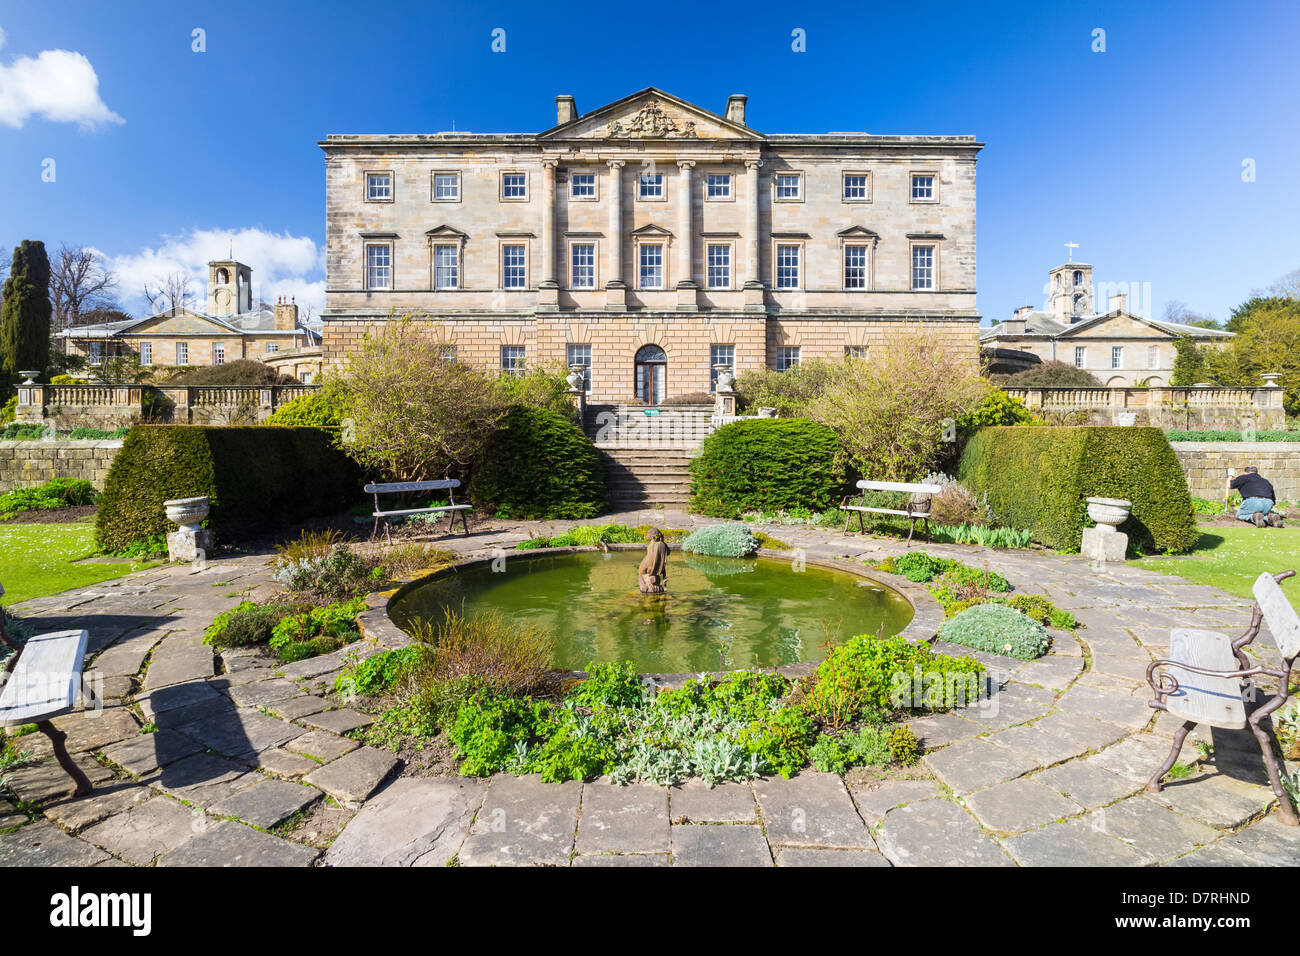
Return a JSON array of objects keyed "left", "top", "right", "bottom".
[
  {"left": 1171, "top": 442, "right": 1300, "bottom": 503},
  {"left": 1005, "top": 385, "right": 1284, "bottom": 431},
  {"left": 0, "top": 440, "right": 124, "bottom": 492}
]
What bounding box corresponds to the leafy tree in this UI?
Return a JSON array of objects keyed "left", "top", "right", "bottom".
[
  {"left": 734, "top": 359, "right": 837, "bottom": 417},
  {"left": 329, "top": 317, "right": 508, "bottom": 481},
  {"left": 1170, "top": 336, "right": 1208, "bottom": 386},
  {"left": 990, "top": 360, "right": 1103, "bottom": 388},
  {"left": 1226, "top": 295, "right": 1299, "bottom": 333},
  {"left": 1204, "top": 300, "right": 1300, "bottom": 415},
  {"left": 1, "top": 240, "right": 53, "bottom": 382}
]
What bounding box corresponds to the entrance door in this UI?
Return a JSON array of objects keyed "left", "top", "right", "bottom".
[{"left": 634, "top": 345, "right": 667, "bottom": 405}]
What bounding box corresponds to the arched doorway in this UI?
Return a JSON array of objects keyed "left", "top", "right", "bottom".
[{"left": 635, "top": 344, "right": 667, "bottom": 405}]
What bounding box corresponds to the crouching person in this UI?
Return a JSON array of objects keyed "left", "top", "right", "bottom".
[{"left": 1231, "top": 466, "right": 1283, "bottom": 527}]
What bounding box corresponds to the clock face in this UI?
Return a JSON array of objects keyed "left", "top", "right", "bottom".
[
  {"left": 215, "top": 289, "right": 230, "bottom": 310},
  {"left": 1072, "top": 292, "right": 1088, "bottom": 314}
]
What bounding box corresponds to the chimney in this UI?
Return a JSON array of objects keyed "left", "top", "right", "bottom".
[
  {"left": 1109, "top": 292, "right": 1128, "bottom": 313},
  {"left": 273, "top": 295, "right": 298, "bottom": 332},
  {"left": 1001, "top": 307, "right": 1031, "bottom": 334},
  {"left": 555, "top": 95, "right": 577, "bottom": 126},
  {"left": 725, "top": 94, "right": 747, "bottom": 127}
]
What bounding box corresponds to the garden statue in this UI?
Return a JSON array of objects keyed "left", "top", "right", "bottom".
[{"left": 638, "top": 528, "right": 669, "bottom": 593}]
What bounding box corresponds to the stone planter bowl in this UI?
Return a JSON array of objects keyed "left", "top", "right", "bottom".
[
  {"left": 164, "top": 496, "right": 210, "bottom": 532},
  {"left": 756, "top": 407, "right": 777, "bottom": 418},
  {"left": 1086, "top": 496, "right": 1132, "bottom": 528}
]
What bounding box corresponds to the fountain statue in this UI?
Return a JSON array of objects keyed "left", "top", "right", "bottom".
[{"left": 638, "top": 528, "right": 669, "bottom": 593}]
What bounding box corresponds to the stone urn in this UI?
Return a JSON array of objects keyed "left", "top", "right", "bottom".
[
  {"left": 1086, "top": 497, "right": 1132, "bottom": 528},
  {"left": 18, "top": 371, "right": 41, "bottom": 386},
  {"left": 1114, "top": 412, "right": 1137, "bottom": 427},
  {"left": 565, "top": 364, "right": 586, "bottom": 392},
  {"left": 164, "top": 497, "right": 210, "bottom": 532},
  {"left": 756, "top": 407, "right": 777, "bottom": 418},
  {"left": 163, "top": 497, "right": 213, "bottom": 562},
  {"left": 713, "top": 364, "right": 736, "bottom": 394}
]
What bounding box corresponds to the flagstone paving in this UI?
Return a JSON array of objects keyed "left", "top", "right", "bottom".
[{"left": 2, "top": 511, "right": 1297, "bottom": 867}]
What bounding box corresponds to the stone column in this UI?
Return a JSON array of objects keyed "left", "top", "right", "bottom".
[
  {"left": 676, "top": 160, "right": 697, "bottom": 311},
  {"left": 743, "top": 158, "right": 765, "bottom": 310},
  {"left": 539, "top": 160, "right": 559, "bottom": 307},
  {"left": 605, "top": 159, "right": 626, "bottom": 311}
]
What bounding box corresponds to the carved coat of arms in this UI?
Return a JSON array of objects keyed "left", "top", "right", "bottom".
[{"left": 607, "top": 101, "right": 698, "bottom": 138}]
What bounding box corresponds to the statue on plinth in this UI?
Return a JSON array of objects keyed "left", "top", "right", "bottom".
[{"left": 638, "top": 528, "right": 669, "bottom": 593}]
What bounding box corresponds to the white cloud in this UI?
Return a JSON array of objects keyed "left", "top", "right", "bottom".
[
  {"left": 0, "top": 29, "right": 123, "bottom": 129},
  {"left": 0, "top": 27, "right": 8, "bottom": 51},
  {"left": 104, "top": 226, "right": 325, "bottom": 318}
]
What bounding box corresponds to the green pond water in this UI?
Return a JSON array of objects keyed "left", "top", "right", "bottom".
[{"left": 390, "top": 549, "right": 914, "bottom": 673}]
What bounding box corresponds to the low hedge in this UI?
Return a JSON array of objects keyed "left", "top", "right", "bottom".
[
  {"left": 957, "top": 426, "right": 1198, "bottom": 554},
  {"left": 689, "top": 418, "right": 845, "bottom": 517},
  {"left": 469, "top": 405, "right": 606, "bottom": 519},
  {"left": 95, "top": 425, "right": 362, "bottom": 552}
]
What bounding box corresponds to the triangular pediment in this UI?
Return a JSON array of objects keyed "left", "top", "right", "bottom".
[
  {"left": 837, "top": 225, "right": 880, "bottom": 239},
  {"left": 630, "top": 223, "right": 674, "bottom": 237},
  {"left": 123, "top": 308, "right": 243, "bottom": 336},
  {"left": 540, "top": 88, "right": 764, "bottom": 142},
  {"left": 1057, "top": 311, "right": 1172, "bottom": 340},
  {"left": 425, "top": 224, "right": 468, "bottom": 240}
]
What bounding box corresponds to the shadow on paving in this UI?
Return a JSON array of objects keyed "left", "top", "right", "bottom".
[{"left": 147, "top": 682, "right": 256, "bottom": 793}]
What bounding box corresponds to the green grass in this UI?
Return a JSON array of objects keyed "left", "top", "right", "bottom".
[
  {"left": 1131, "top": 525, "right": 1300, "bottom": 599},
  {"left": 0, "top": 520, "right": 160, "bottom": 604}
]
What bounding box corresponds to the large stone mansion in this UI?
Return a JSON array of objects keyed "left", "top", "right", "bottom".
[{"left": 319, "top": 88, "right": 982, "bottom": 404}]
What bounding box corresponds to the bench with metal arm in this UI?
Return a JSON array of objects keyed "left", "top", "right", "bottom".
[
  {"left": 365, "top": 479, "right": 471, "bottom": 544},
  {"left": 841, "top": 480, "right": 941, "bottom": 547},
  {"left": 1145, "top": 570, "right": 1299, "bottom": 826},
  {"left": 0, "top": 583, "right": 94, "bottom": 798}
]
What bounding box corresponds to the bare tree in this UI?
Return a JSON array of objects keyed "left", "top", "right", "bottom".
[
  {"left": 1265, "top": 267, "right": 1300, "bottom": 300},
  {"left": 51, "top": 245, "right": 119, "bottom": 332},
  {"left": 1162, "top": 299, "right": 1219, "bottom": 329},
  {"left": 143, "top": 272, "right": 195, "bottom": 313}
]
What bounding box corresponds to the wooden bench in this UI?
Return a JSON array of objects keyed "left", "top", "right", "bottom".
[
  {"left": 1146, "top": 570, "right": 1299, "bottom": 826},
  {"left": 365, "top": 479, "right": 470, "bottom": 543},
  {"left": 0, "top": 583, "right": 94, "bottom": 798},
  {"left": 841, "top": 480, "right": 942, "bottom": 547}
]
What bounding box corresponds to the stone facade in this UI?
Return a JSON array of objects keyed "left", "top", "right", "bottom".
[
  {"left": 320, "top": 88, "right": 982, "bottom": 403},
  {"left": 0, "top": 440, "right": 122, "bottom": 492},
  {"left": 1172, "top": 442, "right": 1300, "bottom": 504}
]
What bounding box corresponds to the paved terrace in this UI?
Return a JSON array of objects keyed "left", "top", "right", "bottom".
[{"left": 2, "top": 511, "right": 1298, "bottom": 867}]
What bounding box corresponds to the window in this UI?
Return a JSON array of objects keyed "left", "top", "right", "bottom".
[
  {"left": 775, "top": 346, "right": 801, "bottom": 372},
  {"left": 911, "top": 174, "right": 935, "bottom": 201},
  {"left": 844, "top": 246, "right": 869, "bottom": 289},
  {"left": 706, "top": 244, "right": 731, "bottom": 289},
  {"left": 176, "top": 342, "right": 189, "bottom": 365},
  {"left": 845, "top": 345, "right": 869, "bottom": 361},
  {"left": 911, "top": 245, "right": 935, "bottom": 290},
  {"left": 502, "top": 245, "right": 527, "bottom": 288},
  {"left": 567, "top": 343, "right": 592, "bottom": 392},
  {"left": 439, "top": 345, "right": 458, "bottom": 361},
  {"left": 776, "top": 244, "right": 800, "bottom": 289},
  {"left": 501, "top": 345, "right": 526, "bottom": 377},
  {"left": 139, "top": 342, "right": 152, "bottom": 366},
  {"left": 1074, "top": 346, "right": 1087, "bottom": 369},
  {"left": 212, "top": 345, "right": 225, "bottom": 366},
  {"left": 570, "top": 243, "right": 595, "bottom": 289},
  {"left": 570, "top": 173, "right": 595, "bottom": 198},
  {"left": 434, "top": 245, "right": 459, "bottom": 290},
  {"left": 774, "top": 173, "right": 801, "bottom": 200},
  {"left": 639, "top": 243, "right": 664, "bottom": 289},
  {"left": 88, "top": 341, "right": 103, "bottom": 364},
  {"left": 639, "top": 172, "right": 664, "bottom": 199},
  {"left": 265, "top": 342, "right": 279, "bottom": 354},
  {"left": 843, "top": 173, "right": 870, "bottom": 200},
  {"left": 1148, "top": 345, "right": 1160, "bottom": 370},
  {"left": 501, "top": 172, "right": 527, "bottom": 200},
  {"left": 300, "top": 372, "right": 312, "bottom": 384},
  {"left": 710, "top": 344, "right": 735, "bottom": 393},
  {"left": 366, "top": 171, "right": 392, "bottom": 201},
  {"left": 1073, "top": 270, "right": 1083, "bottom": 287},
  {"left": 706, "top": 174, "right": 732, "bottom": 199},
  {"left": 365, "top": 243, "right": 393, "bottom": 290},
  {"left": 433, "top": 172, "right": 460, "bottom": 201},
  {"left": 1112, "top": 346, "right": 1123, "bottom": 369}
]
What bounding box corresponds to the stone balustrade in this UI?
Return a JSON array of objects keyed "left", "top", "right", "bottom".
[
  {"left": 1003, "top": 384, "right": 1284, "bottom": 430},
  {"left": 15, "top": 383, "right": 320, "bottom": 429}
]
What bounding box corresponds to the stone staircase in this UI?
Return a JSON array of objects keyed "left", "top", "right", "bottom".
[
  {"left": 584, "top": 404, "right": 715, "bottom": 446},
  {"left": 599, "top": 445, "right": 693, "bottom": 509}
]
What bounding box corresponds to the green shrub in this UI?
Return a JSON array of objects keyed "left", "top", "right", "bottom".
[
  {"left": 733, "top": 361, "right": 836, "bottom": 417},
  {"left": 1000, "top": 594, "right": 1078, "bottom": 630},
  {"left": 95, "top": 425, "right": 362, "bottom": 552},
  {"left": 470, "top": 405, "right": 606, "bottom": 519},
  {"left": 265, "top": 391, "right": 344, "bottom": 429},
  {"left": 690, "top": 418, "right": 845, "bottom": 517},
  {"left": 887, "top": 725, "right": 920, "bottom": 765},
  {"left": 0, "top": 477, "right": 97, "bottom": 517},
  {"left": 269, "top": 597, "right": 366, "bottom": 650},
  {"left": 737, "top": 706, "right": 815, "bottom": 779},
  {"left": 809, "top": 733, "right": 854, "bottom": 774},
  {"left": 569, "top": 660, "right": 645, "bottom": 709},
  {"left": 957, "top": 426, "right": 1198, "bottom": 554},
  {"left": 203, "top": 601, "right": 303, "bottom": 651},
  {"left": 448, "top": 694, "right": 559, "bottom": 777},
  {"left": 801, "top": 634, "right": 986, "bottom": 728},
  {"left": 939, "top": 563, "right": 1010, "bottom": 593},
  {"left": 169, "top": 359, "right": 294, "bottom": 387},
  {"left": 680, "top": 523, "right": 759, "bottom": 558},
  {"left": 336, "top": 645, "right": 428, "bottom": 697},
  {"left": 938, "top": 603, "right": 1052, "bottom": 660},
  {"left": 809, "top": 726, "right": 917, "bottom": 773},
  {"left": 1167, "top": 429, "right": 1300, "bottom": 442},
  {"left": 883, "top": 551, "right": 950, "bottom": 582},
  {"left": 931, "top": 523, "right": 1033, "bottom": 548},
  {"left": 957, "top": 388, "right": 1038, "bottom": 428},
  {"left": 272, "top": 544, "right": 376, "bottom": 601},
  {"left": 514, "top": 537, "right": 551, "bottom": 550}
]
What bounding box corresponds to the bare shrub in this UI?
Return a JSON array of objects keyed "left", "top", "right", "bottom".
[{"left": 408, "top": 607, "right": 554, "bottom": 697}]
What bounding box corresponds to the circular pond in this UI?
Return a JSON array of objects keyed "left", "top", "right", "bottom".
[{"left": 389, "top": 549, "right": 914, "bottom": 674}]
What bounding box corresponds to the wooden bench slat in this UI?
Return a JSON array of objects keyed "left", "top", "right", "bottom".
[
  {"left": 843, "top": 506, "right": 930, "bottom": 518},
  {"left": 0, "top": 629, "right": 88, "bottom": 727},
  {"left": 364, "top": 479, "right": 460, "bottom": 494},
  {"left": 1162, "top": 628, "right": 1247, "bottom": 730},
  {"left": 1253, "top": 572, "right": 1300, "bottom": 658},
  {"left": 856, "top": 481, "right": 943, "bottom": 494},
  {"left": 374, "top": 505, "right": 471, "bottom": 518}
]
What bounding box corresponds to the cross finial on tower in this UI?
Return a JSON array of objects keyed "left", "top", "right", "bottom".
[{"left": 1065, "top": 241, "right": 1079, "bottom": 263}]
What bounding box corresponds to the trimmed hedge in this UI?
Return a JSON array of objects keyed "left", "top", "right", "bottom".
[
  {"left": 957, "top": 426, "right": 1198, "bottom": 554},
  {"left": 689, "top": 418, "right": 845, "bottom": 517},
  {"left": 95, "top": 425, "right": 362, "bottom": 552},
  {"left": 469, "top": 405, "right": 606, "bottom": 519}
]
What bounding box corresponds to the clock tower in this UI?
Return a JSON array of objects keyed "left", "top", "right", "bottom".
[
  {"left": 1048, "top": 261, "right": 1093, "bottom": 323},
  {"left": 208, "top": 260, "right": 253, "bottom": 317}
]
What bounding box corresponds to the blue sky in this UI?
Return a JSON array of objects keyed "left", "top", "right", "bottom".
[{"left": 1, "top": 0, "right": 1297, "bottom": 323}]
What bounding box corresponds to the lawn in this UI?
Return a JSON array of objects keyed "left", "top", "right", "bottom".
[
  {"left": 0, "top": 520, "right": 161, "bottom": 605},
  {"left": 1131, "top": 524, "right": 1300, "bottom": 599}
]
